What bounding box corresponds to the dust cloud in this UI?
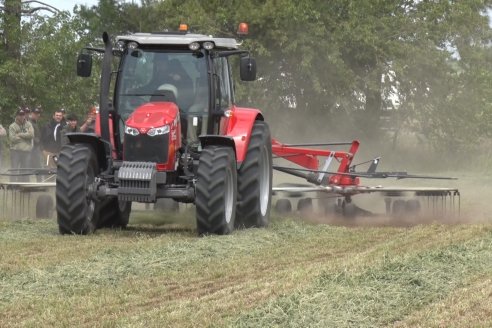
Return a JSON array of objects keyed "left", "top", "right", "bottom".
[{"left": 267, "top": 109, "right": 492, "bottom": 228}]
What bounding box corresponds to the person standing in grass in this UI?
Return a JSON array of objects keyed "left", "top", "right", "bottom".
[{"left": 8, "top": 108, "right": 34, "bottom": 182}]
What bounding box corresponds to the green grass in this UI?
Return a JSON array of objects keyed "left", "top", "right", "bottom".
[{"left": 0, "top": 213, "right": 491, "bottom": 327}]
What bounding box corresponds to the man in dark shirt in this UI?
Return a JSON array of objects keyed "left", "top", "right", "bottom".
[{"left": 41, "top": 109, "right": 63, "bottom": 168}]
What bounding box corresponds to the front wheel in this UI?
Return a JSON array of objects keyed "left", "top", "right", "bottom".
[
  {"left": 195, "top": 146, "right": 237, "bottom": 235},
  {"left": 236, "top": 121, "right": 273, "bottom": 228},
  {"left": 56, "top": 144, "right": 100, "bottom": 234}
]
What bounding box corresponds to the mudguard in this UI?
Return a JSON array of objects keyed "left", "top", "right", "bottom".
[
  {"left": 66, "top": 133, "right": 111, "bottom": 171},
  {"left": 223, "top": 105, "right": 264, "bottom": 163}
]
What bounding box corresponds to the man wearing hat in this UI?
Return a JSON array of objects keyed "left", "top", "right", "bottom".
[
  {"left": 28, "top": 107, "right": 43, "bottom": 181},
  {"left": 61, "top": 113, "right": 80, "bottom": 146},
  {"left": 8, "top": 108, "right": 34, "bottom": 182}
]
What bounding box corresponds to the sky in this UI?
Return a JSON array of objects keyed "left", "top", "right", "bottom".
[{"left": 43, "top": 0, "right": 99, "bottom": 13}]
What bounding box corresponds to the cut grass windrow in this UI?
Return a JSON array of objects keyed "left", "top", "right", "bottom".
[
  {"left": 0, "top": 217, "right": 491, "bottom": 327},
  {"left": 229, "top": 232, "right": 492, "bottom": 328}
]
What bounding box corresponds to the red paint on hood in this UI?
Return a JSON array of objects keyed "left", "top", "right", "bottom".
[{"left": 126, "top": 102, "right": 179, "bottom": 128}]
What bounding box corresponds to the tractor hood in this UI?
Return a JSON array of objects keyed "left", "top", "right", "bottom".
[{"left": 126, "top": 102, "right": 179, "bottom": 132}]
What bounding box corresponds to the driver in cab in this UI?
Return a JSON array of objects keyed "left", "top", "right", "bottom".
[{"left": 144, "top": 55, "right": 193, "bottom": 110}]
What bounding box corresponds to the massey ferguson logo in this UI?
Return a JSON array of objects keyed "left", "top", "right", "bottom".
[{"left": 139, "top": 127, "right": 148, "bottom": 133}]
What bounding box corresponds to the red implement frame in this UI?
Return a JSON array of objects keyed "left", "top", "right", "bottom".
[{"left": 271, "top": 139, "right": 360, "bottom": 186}]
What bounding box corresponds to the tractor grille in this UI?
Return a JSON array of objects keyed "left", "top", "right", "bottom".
[
  {"left": 124, "top": 134, "right": 169, "bottom": 163},
  {"left": 118, "top": 161, "right": 157, "bottom": 202}
]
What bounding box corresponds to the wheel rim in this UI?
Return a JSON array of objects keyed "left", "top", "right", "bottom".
[
  {"left": 224, "top": 167, "right": 234, "bottom": 224},
  {"left": 259, "top": 145, "right": 271, "bottom": 216}
]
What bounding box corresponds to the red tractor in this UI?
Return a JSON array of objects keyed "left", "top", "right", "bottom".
[{"left": 57, "top": 25, "right": 272, "bottom": 235}]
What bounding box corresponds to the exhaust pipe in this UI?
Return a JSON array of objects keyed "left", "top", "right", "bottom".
[{"left": 99, "top": 32, "right": 112, "bottom": 154}]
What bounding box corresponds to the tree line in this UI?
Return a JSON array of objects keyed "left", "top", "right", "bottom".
[{"left": 1, "top": 0, "right": 491, "bottom": 155}]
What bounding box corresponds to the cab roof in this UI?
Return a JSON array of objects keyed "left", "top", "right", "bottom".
[{"left": 116, "top": 32, "right": 240, "bottom": 50}]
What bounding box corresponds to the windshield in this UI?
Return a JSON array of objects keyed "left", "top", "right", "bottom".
[{"left": 116, "top": 49, "right": 209, "bottom": 121}]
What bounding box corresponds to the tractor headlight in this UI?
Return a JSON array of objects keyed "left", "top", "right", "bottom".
[
  {"left": 125, "top": 125, "right": 139, "bottom": 136},
  {"left": 127, "top": 41, "right": 139, "bottom": 50},
  {"left": 203, "top": 41, "right": 215, "bottom": 50},
  {"left": 189, "top": 42, "right": 200, "bottom": 51},
  {"left": 116, "top": 40, "right": 126, "bottom": 52},
  {"left": 147, "top": 125, "right": 170, "bottom": 137}
]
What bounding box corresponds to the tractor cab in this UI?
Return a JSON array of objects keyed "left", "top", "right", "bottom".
[{"left": 77, "top": 27, "right": 257, "bottom": 159}]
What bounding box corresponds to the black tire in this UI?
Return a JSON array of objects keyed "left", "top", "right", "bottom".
[
  {"left": 195, "top": 146, "right": 237, "bottom": 235},
  {"left": 236, "top": 121, "right": 272, "bottom": 228},
  {"left": 275, "top": 198, "right": 292, "bottom": 214},
  {"left": 36, "top": 194, "right": 54, "bottom": 219},
  {"left": 297, "top": 197, "right": 313, "bottom": 213},
  {"left": 98, "top": 199, "right": 132, "bottom": 228},
  {"left": 56, "top": 144, "right": 99, "bottom": 234}
]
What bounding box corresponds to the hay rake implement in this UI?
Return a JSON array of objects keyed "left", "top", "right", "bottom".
[{"left": 271, "top": 139, "right": 459, "bottom": 219}]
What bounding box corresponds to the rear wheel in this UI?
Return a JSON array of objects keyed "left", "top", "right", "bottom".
[
  {"left": 98, "top": 199, "right": 132, "bottom": 228},
  {"left": 297, "top": 197, "right": 313, "bottom": 214},
  {"left": 236, "top": 121, "right": 272, "bottom": 228},
  {"left": 195, "top": 146, "right": 237, "bottom": 235},
  {"left": 56, "top": 144, "right": 99, "bottom": 234},
  {"left": 275, "top": 198, "right": 292, "bottom": 214}
]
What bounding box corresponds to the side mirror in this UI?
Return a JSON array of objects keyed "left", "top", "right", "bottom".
[
  {"left": 240, "top": 56, "right": 257, "bottom": 81},
  {"left": 77, "top": 53, "right": 92, "bottom": 77}
]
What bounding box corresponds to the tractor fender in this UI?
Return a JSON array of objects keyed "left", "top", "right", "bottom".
[
  {"left": 66, "top": 133, "right": 111, "bottom": 171},
  {"left": 224, "top": 106, "right": 264, "bottom": 164},
  {"left": 199, "top": 135, "right": 236, "bottom": 158}
]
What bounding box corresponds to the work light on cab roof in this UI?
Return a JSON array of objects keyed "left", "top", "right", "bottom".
[{"left": 237, "top": 22, "right": 249, "bottom": 35}]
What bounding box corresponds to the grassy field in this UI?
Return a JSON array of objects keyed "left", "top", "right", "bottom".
[{"left": 1, "top": 208, "right": 491, "bottom": 327}]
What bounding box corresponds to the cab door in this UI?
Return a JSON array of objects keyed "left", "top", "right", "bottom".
[{"left": 211, "top": 56, "right": 234, "bottom": 135}]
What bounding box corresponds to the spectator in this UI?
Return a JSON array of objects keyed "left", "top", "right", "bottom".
[
  {"left": 61, "top": 113, "right": 80, "bottom": 146},
  {"left": 29, "top": 107, "right": 42, "bottom": 182},
  {"left": 80, "top": 106, "right": 97, "bottom": 133},
  {"left": 8, "top": 108, "right": 34, "bottom": 182},
  {"left": 41, "top": 109, "right": 64, "bottom": 168},
  {"left": 28, "top": 106, "right": 43, "bottom": 181},
  {"left": 0, "top": 122, "right": 6, "bottom": 169}
]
